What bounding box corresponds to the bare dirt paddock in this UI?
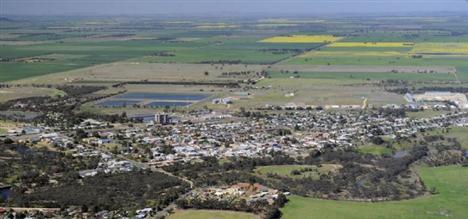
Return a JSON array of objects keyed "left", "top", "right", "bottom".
[
  {"left": 271, "top": 65, "right": 457, "bottom": 74},
  {"left": 15, "top": 62, "right": 268, "bottom": 84}
]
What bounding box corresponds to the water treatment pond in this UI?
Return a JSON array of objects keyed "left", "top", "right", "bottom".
[{"left": 96, "top": 92, "right": 210, "bottom": 108}]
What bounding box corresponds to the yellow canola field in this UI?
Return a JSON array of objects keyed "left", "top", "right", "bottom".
[
  {"left": 411, "top": 43, "right": 468, "bottom": 54},
  {"left": 328, "top": 42, "right": 414, "bottom": 47},
  {"left": 260, "top": 35, "right": 341, "bottom": 43}
]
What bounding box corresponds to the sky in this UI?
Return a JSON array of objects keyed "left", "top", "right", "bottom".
[{"left": 1, "top": 0, "right": 468, "bottom": 16}]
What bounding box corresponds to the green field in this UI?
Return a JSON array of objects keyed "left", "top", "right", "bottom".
[
  {"left": 284, "top": 49, "right": 468, "bottom": 67},
  {"left": 281, "top": 43, "right": 468, "bottom": 81},
  {"left": 0, "top": 36, "right": 317, "bottom": 82},
  {"left": 2, "top": 16, "right": 468, "bottom": 83},
  {"left": 168, "top": 209, "right": 259, "bottom": 219},
  {"left": 357, "top": 144, "right": 394, "bottom": 155},
  {"left": 268, "top": 71, "right": 457, "bottom": 82},
  {"left": 255, "top": 164, "right": 342, "bottom": 180},
  {"left": 281, "top": 165, "right": 468, "bottom": 219}
]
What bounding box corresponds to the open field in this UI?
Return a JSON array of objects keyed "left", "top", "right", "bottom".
[
  {"left": 260, "top": 35, "right": 341, "bottom": 43},
  {"left": 0, "top": 120, "right": 24, "bottom": 132},
  {"left": 268, "top": 72, "right": 457, "bottom": 81},
  {"left": 2, "top": 17, "right": 468, "bottom": 83},
  {"left": 328, "top": 42, "right": 414, "bottom": 48},
  {"left": 123, "top": 84, "right": 226, "bottom": 94},
  {"left": 357, "top": 144, "right": 394, "bottom": 155},
  {"left": 136, "top": 47, "right": 294, "bottom": 64},
  {"left": 280, "top": 37, "right": 468, "bottom": 81},
  {"left": 282, "top": 54, "right": 468, "bottom": 81},
  {"left": 13, "top": 62, "right": 267, "bottom": 84},
  {"left": 232, "top": 78, "right": 404, "bottom": 107},
  {"left": 411, "top": 43, "right": 468, "bottom": 55},
  {"left": 281, "top": 165, "right": 468, "bottom": 219},
  {"left": 283, "top": 49, "right": 468, "bottom": 66},
  {"left": 255, "top": 164, "right": 342, "bottom": 180},
  {"left": 0, "top": 87, "right": 66, "bottom": 102},
  {"left": 167, "top": 209, "right": 259, "bottom": 219},
  {"left": 271, "top": 64, "right": 456, "bottom": 74},
  {"left": 0, "top": 37, "right": 300, "bottom": 82},
  {"left": 268, "top": 71, "right": 457, "bottom": 81}
]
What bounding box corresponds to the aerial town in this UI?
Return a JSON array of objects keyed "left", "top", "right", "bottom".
[{"left": 1, "top": 1, "right": 468, "bottom": 219}]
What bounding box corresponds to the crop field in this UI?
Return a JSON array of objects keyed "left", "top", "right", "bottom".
[
  {"left": 260, "top": 35, "right": 342, "bottom": 43},
  {"left": 269, "top": 62, "right": 460, "bottom": 82},
  {"left": 281, "top": 165, "right": 468, "bottom": 219},
  {"left": 168, "top": 209, "right": 259, "bottom": 219},
  {"left": 0, "top": 36, "right": 306, "bottom": 82},
  {"left": 279, "top": 35, "right": 468, "bottom": 81},
  {"left": 328, "top": 42, "right": 414, "bottom": 48},
  {"left": 282, "top": 45, "right": 468, "bottom": 81},
  {"left": 267, "top": 71, "right": 457, "bottom": 82},
  {"left": 271, "top": 64, "right": 457, "bottom": 74},
  {"left": 284, "top": 48, "right": 468, "bottom": 66},
  {"left": 3, "top": 16, "right": 468, "bottom": 109},
  {"left": 137, "top": 47, "right": 292, "bottom": 64},
  {"left": 297, "top": 50, "right": 408, "bottom": 57},
  {"left": 340, "top": 29, "right": 468, "bottom": 43},
  {"left": 411, "top": 43, "right": 468, "bottom": 55},
  {"left": 3, "top": 17, "right": 468, "bottom": 84}
]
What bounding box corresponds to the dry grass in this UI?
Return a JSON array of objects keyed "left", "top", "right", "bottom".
[
  {"left": 0, "top": 87, "right": 65, "bottom": 102},
  {"left": 231, "top": 78, "right": 404, "bottom": 108},
  {"left": 14, "top": 62, "right": 268, "bottom": 84}
]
